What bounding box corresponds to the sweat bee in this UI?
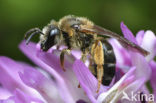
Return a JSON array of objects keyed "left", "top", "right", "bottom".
[{"left": 25, "top": 15, "right": 149, "bottom": 93}]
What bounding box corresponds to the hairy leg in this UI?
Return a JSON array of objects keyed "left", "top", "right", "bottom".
[
  {"left": 60, "top": 49, "right": 71, "bottom": 71},
  {"left": 91, "top": 40, "right": 104, "bottom": 93}
]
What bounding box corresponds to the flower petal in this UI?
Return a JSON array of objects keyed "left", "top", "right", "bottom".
[
  {"left": 113, "top": 77, "right": 146, "bottom": 103},
  {"left": 130, "top": 52, "right": 151, "bottom": 80},
  {"left": 19, "top": 41, "right": 89, "bottom": 103},
  {"left": 97, "top": 67, "right": 136, "bottom": 103},
  {"left": 0, "top": 88, "right": 12, "bottom": 99},
  {"left": 120, "top": 22, "right": 137, "bottom": 44},
  {"left": 1, "top": 89, "right": 44, "bottom": 103},
  {"left": 0, "top": 56, "right": 25, "bottom": 92},
  {"left": 14, "top": 89, "right": 44, "bottom": 103},
  {"left": 19, "top": 67, "right": 63, "bottom": 103},
  {"left": 140, "top": 30, "right": 156, "bottom": 61},
  {"left": 149, "top": 61, "right": 156, "bottom": 101},
  {"left": 109, "top": 38, "right": 131, "bottom": 67},
  {"left": 37, "top": 50, "right": 90, "bottom": 102},
  {"left": 0, "top": 56, "right": 38, "bottom": 96},
  {"left": 73, "top": 60, "right": 109, "bottom": 103},
  {"left": 136, "top": 30, "right": 145, "bottom": 45}
]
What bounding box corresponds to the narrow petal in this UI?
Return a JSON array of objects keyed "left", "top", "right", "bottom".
[
  {"left": 1, "top": 89, "right": 44, "bottom": 103},
  {"left": 73, "top": 60, "right": 107, "bottom": 103},
  {"left": 109, "top": 39, "right": 131, "bottom": 67},
  {"left": 130, "top": 52, "right": 151, "bottom": 80},
  {"left": 0, "top": 88, "right": 12, "bottom": 99},
  {"left": 118, "top": 75, "right": 135, "bottom": 91},
  {"left": 0, "top": 97, "right": 15, "bottom": 103},
  {"left": 113, "top": 77, "right": 146, "bottom": 103},
  {"left": 19, "top": 68, "right": 63, "bottom": 103},
  {"left": 120, "top": 22, "right": 137, "bottom": 44},
  {"left": 97, "top": 67, "right": 136, "bottom": 103},
  {"left": 136, "top": 30, "right": 145, "bottom": 45},
  {"left": 0, "top": 56, "right": 38, "bottom": 97},
  {"left": 141, "top": 30, "right": 156, "bottom": 61},
  {"left": 114, "top": 67, "right": 124, "bottom": 83},
  {"left": 14, "top": 89, "right": 44, "bottom": 103},
  {"left": 0, "top": 56, "right": 25, "bottom": 92}
]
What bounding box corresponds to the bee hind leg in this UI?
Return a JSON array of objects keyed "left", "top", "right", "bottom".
[
  {"left": 96, "top": 65, "right": 103, "bottom": 93},
  {"left": 91, "top": 40, "right": 104, "bottom": 93},
  {"left": 60, "top": 49, "right": 71, "bottom": 71}
]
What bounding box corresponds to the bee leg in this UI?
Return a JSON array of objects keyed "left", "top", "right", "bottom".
[
  {"left": 77, "top": 51, "right": 88, "bottom": 88},
  {"left": 56, "top": 45, "right": 60, "bottom": 50},
  {"left": 81, "top": 52, "right": 87, "bottom": 63},
  {"left": 89, "top": 57, "right": 104, "bottom": 93},
  {"left": 78, "top": 83, "right": 81, "bottom": 88},
  {"left": 89, "top": 56, "right": 96, "bottom": 75},
  {"left": 76, "top": 52, "right": 86, "bottom": 88},
  {"left": 91, "top": 40, "right": 104, "bottom": 93},
  {"left": 60, "top": 49, "right": 70, "bottom": 71},
  {"left": 78, "top": 51, "right": 89, "bottom": 87},
  {"left": 96, "top": 65, "right": 103, "bottom": 93}
]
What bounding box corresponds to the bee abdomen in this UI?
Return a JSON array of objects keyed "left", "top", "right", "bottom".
[
  {"left": 102, "top": 63, "right": 115, "bottom": 85},
  {"left": 102, "top": 41, "right": 116, "bottom": 85},
  {"left": 102, "top": 42, "right": 116, "bottom": 64}
]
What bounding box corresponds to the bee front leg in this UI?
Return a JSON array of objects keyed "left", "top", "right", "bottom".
[
  {"left": 91, "top": 40, "right": 104, "bottom": 93},
  {"left": 60, "top": 49, "right": 71, "bottom": 71}
]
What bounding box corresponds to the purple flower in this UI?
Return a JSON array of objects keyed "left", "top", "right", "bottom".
[
  {"left": 97, "top": 22, "right": 156, "bottom": 103},
  {"left": 0, "top": 22, "right": 156, "bottom": 103}
]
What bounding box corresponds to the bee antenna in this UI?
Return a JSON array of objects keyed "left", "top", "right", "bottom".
[{"left": 24, "top": 28, "right": 44, "bottom": 45}]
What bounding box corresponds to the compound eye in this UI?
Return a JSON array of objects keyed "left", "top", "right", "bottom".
[
  {"left": 50, "top": 28, "right": 60, "bottom": 37},
  {"left": 72, "top": 24, "right": 80, "bottom": 31}
]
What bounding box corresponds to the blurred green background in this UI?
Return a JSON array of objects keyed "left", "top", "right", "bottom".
[{"left": 0, "top": 0, "right": 155, "bottom": 62}]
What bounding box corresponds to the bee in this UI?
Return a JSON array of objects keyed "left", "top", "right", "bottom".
[{"left": 24, "top": 15, "right": 149, "bottom": 93}]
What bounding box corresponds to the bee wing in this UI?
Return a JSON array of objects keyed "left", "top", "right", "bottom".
[{"left": 79, "top": 25, "right": 149, "bottom": 56}]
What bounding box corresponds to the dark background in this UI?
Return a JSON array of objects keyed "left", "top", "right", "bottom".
[{"left": 0, "top": 0, "right": 155, "bottom": 62}]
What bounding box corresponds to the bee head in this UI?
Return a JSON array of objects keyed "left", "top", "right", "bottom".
[{"left": 40, "top": 25, "right": 60, "bottom": 51}]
